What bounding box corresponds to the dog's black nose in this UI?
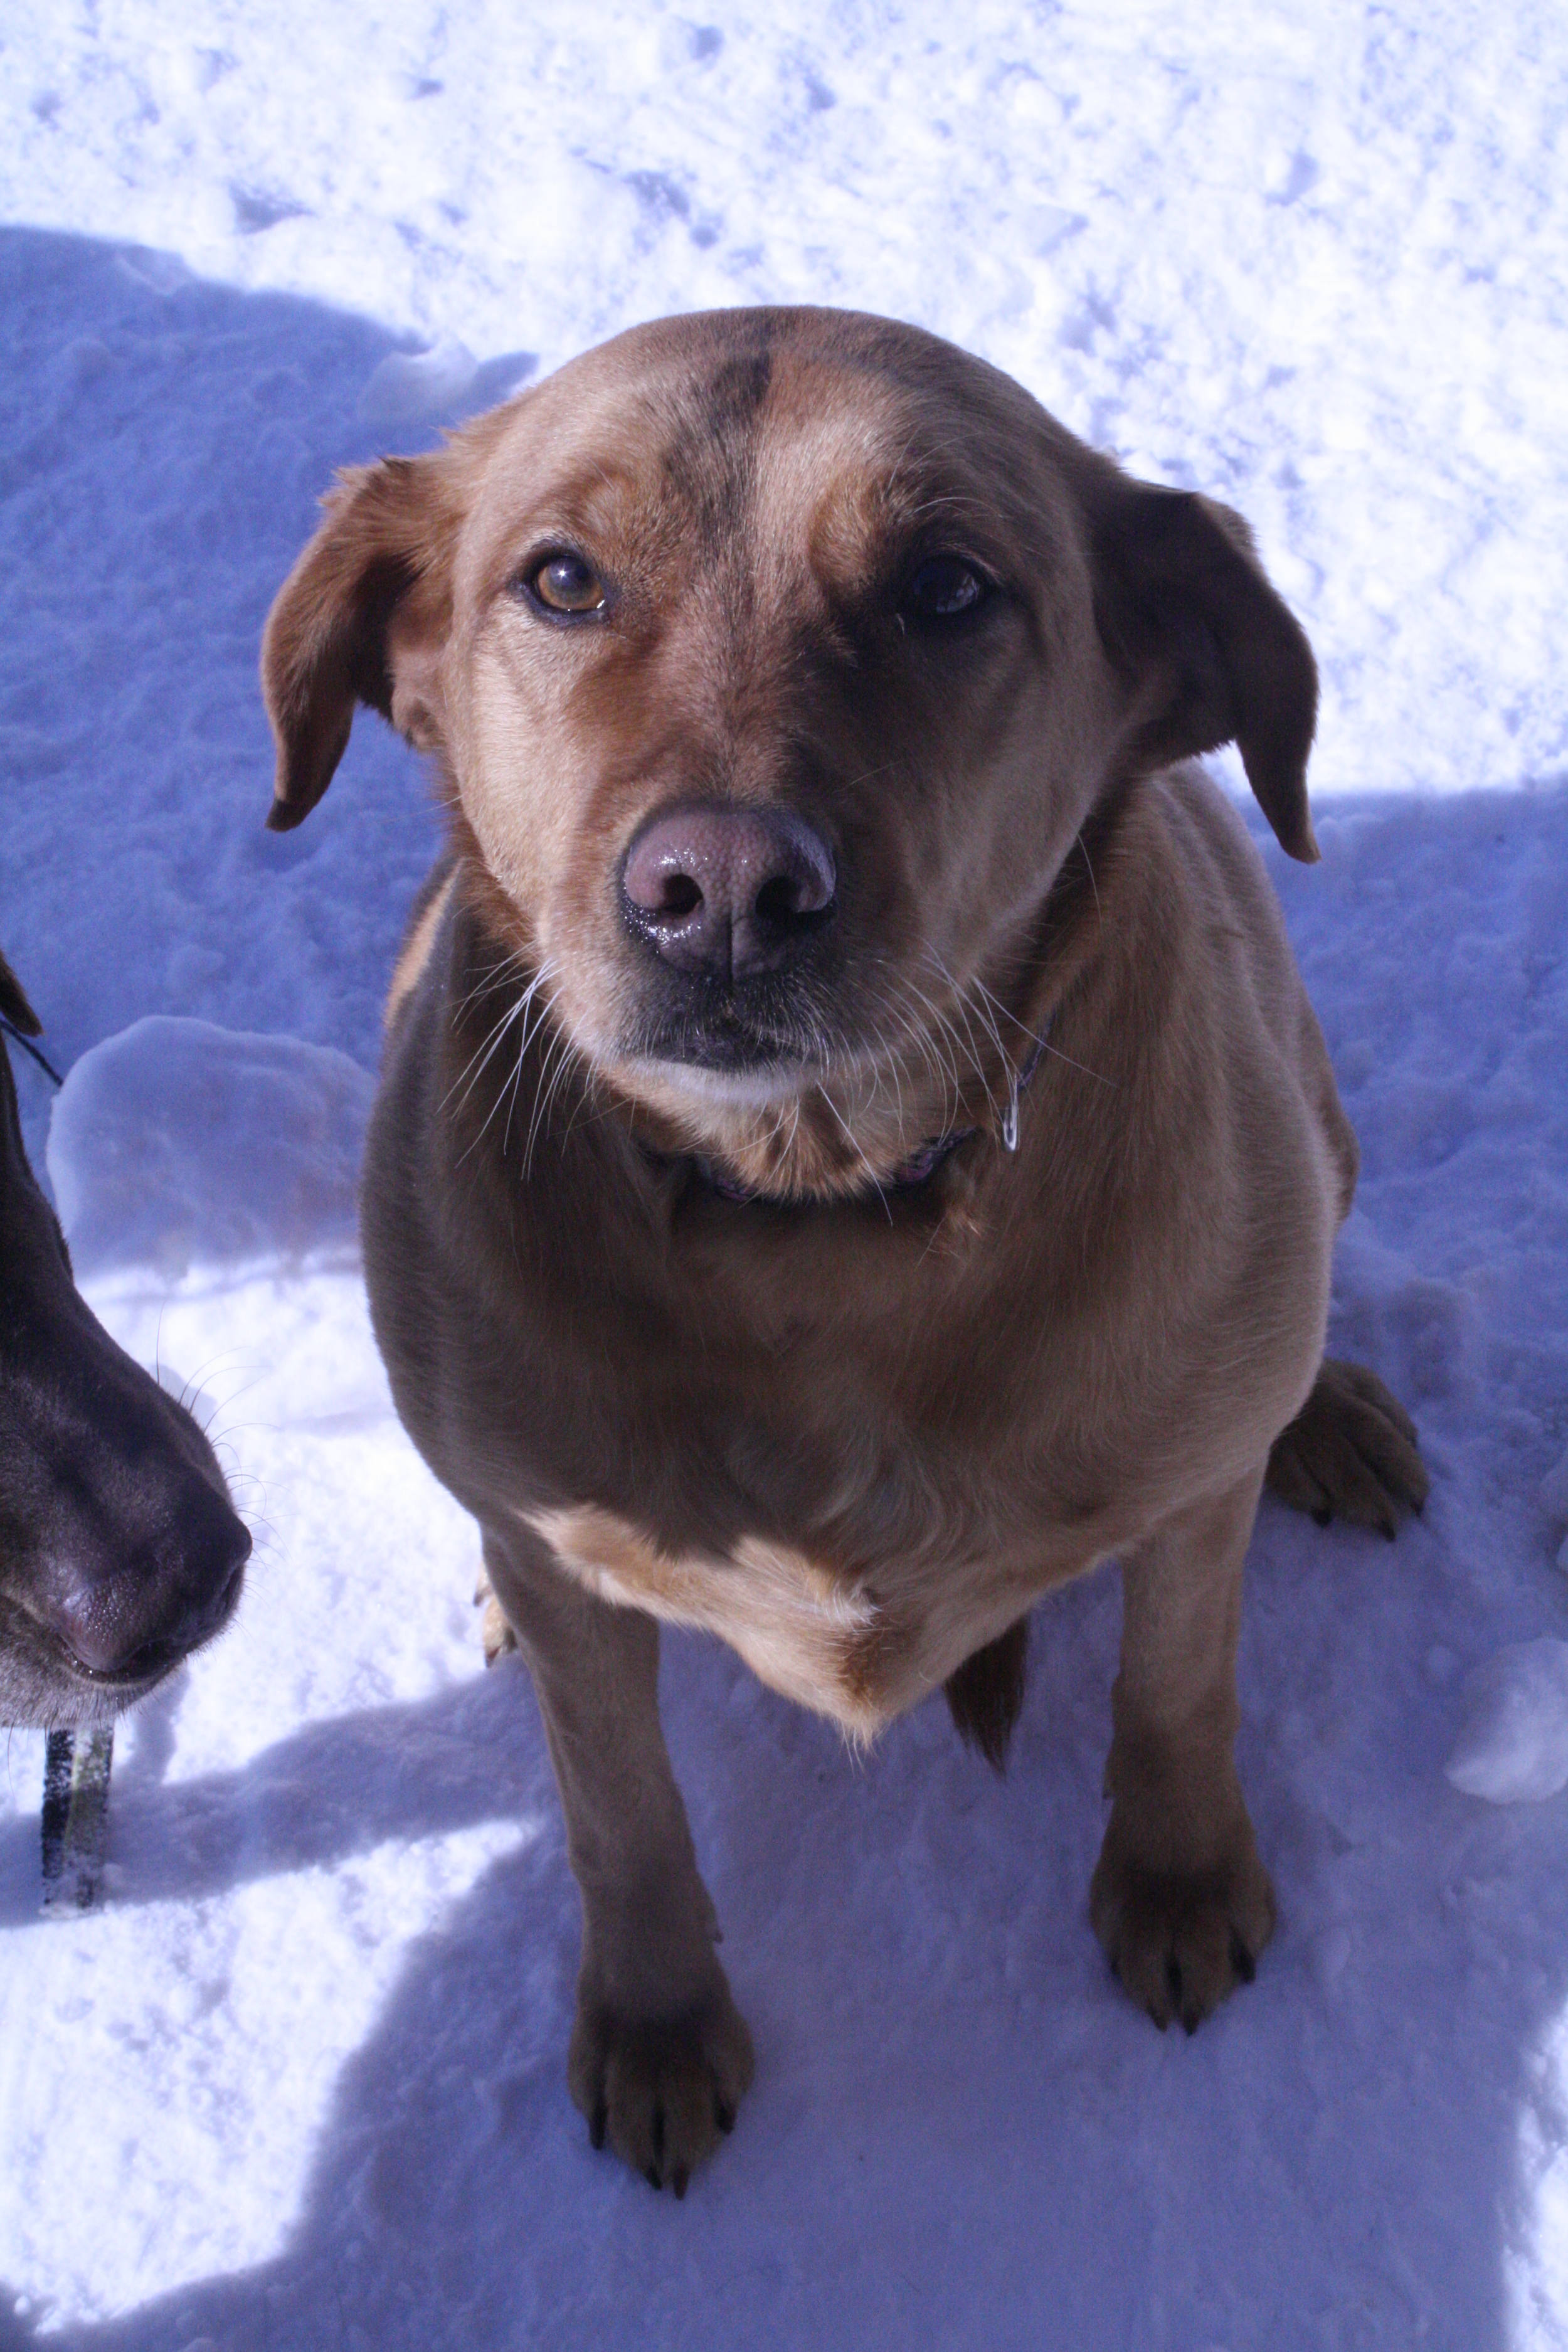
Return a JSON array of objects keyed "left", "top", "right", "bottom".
[
  {"left": 46, "top": 1489, "right": 251, "bottom": 1680},
  {"left": 622, "top": 804, "right": 835, "bottom": 981}
]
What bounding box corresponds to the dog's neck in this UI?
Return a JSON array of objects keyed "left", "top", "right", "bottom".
[{"left": 688, "top": 1029, "right": 1049, "bottom": 1206}]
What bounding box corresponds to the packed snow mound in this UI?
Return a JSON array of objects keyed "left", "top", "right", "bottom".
[
  {"left": 45, "top": 1016, "right": 375, "bottom": 1276},
  {"left": 359, "top": 336, "right": 538, "bottom": 425},
  {"left": 1446, "top": 1641, "right": 1568, "bottom": 1805}
]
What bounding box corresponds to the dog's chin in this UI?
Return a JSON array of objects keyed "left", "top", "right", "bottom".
[
  {"left": 48, "top": 1663, "right": 171, "bottom": 1730},
  {"left": 617, "top": 1019, "right": 824, "bottom": 1104},
  {"left": 45, "top": 1623, "right": 227, "bottom": 1727},
  {"left": 0, "top": 1649, "right": 169, "bottom": 1732}
]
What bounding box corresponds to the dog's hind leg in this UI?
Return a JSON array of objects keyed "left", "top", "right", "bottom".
[
  {"left": 944, "top": 1616, "right": 1029, "bottom": 1772},
  {"left": 1091, "top": 1466, "right": 1276, "bottom": 2035},
  {"left": 1265, "top": 1357, "right": 1428, "bottom": 1539},
  {"left": 473, "top": 1561, "right": 517, "bottom": 1665},
  {"left": 480, "top": 1524, "right": 753, "bottom": 2195}
]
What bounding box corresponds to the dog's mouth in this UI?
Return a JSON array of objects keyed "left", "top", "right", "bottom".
[{"left": 622, "top": 982, "right": 835, "bottom": 1084}]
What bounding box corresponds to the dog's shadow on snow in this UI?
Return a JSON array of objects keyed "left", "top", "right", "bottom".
[
  {"left": 0, "top": 1668, "right": 541, "bottom": 1930},
  {"left": 18, "top": 1504, "right": 1568, "bottom": 2352}
]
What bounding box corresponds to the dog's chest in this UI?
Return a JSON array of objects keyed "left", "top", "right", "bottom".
[
  {"left": 522, "top": 1438, "right": 1074, "bottom": 1740},
  {"left": 507, "top": 1215, "right": 1118, "bottom": 1734},
  {"left": 524, "top": 1503, "right": 908, "bottom": 1734}
]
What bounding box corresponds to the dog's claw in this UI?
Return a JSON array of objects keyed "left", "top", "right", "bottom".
[
  {"left": 673, "top": 2165, "right": 689, "bottom": 2200},
  {"left": 1230, "top": 1929, "right": 1256, "bottom": 1985},
  {"left": 714, "top": 2095, "right": 736, "bottom": 2135},
  {"left": 589, "top": 2100, "right": 607, "bottom": 2151},
  {"left": 645, "top": 2164, "right": 662, "bottom": 2192}
]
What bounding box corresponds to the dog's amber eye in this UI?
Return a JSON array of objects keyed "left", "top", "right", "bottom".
[
  {"left": 903, "top": 556, "right": 986, "bottom": 621},
  {"left": 527, "top": 552, "right": 607, "bottom": 615}
]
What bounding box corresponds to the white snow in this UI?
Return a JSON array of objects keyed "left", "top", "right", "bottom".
[
  {"left": 1448, "top": 1643, "right": 1568, "bottom": 1805},
  {"left": 1, "top": 4, "right": 1566, "bottom": 2347},
  {"left": 8, "top": 0, "right": 1568, "bottom": 806}
]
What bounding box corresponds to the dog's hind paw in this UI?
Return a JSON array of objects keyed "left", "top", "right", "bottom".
[
  {"left": 1266, "top": 1357, "right": 1429, "bottom": 1540},
  {"left": 568, "top": 1974, "right": 755, "bottom": 2195},
  {"left": 473, "top": 1567, "right": 518, "bottom": 1665}
]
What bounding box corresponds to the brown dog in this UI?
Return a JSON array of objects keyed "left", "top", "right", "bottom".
[{"left": 262, "top": 307, "right": 1426, "bottom": 2193}]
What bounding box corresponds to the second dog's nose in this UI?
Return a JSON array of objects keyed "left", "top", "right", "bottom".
[
  {"left": 622, "top": 805, "right": 836, "bottom": 981},
  {"left": 47, "top": 1499, "right": 251, "bottom": 1680}
]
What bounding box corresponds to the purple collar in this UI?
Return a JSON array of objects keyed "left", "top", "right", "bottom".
[{"left": 700, "top": 1032, "right": 1047, "bottom": 1205}]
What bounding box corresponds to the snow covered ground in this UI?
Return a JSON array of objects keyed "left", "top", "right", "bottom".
[{"left": 1, "top": 3, "right": 1567, "bottom": 2344}]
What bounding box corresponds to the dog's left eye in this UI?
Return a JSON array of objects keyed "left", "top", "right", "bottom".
[
  {"left": 524, "top": 552, "right": 608, "bottom": 617},
  {"left": 901, "top": 555, "right": 987, "bottom": 623}
]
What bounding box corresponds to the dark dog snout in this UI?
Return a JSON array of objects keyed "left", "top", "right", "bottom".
[
  {"left": 622, "top": 804, "right": 836, "bottom": 982},
  {"left": 2, "top": 984, "right": 252, "bottom": 1718},
  {"left": 44, "top": 1478, "right": 252, "bottom": 1681}
]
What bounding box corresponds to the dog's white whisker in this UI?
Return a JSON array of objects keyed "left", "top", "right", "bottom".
[
  {"left": 442, "top": 995, "right": 528, "bottom": 1118},
  {"left": 464, "top": 1003, "right": 544, "bottom": 1158},
  {"left": 453, "top": 963, "right": 563, "bottom": 1163},
  {"left": 1076, "top": 829, "right": 1103, "bottom": 928},
  {"left": 522, "top": 1012, "right": 583, "bottom": 1177},
  {"left": 812, "top": 1081, "right": 893, "bottom": 1220},
  {"left": 445, "top": 955, "right": 559, "bottom": 1119}
]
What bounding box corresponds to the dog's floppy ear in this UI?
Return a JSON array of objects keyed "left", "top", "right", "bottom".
[
  {"left": 0, "top": 950, "right": 41, "bottom": 1037},
  {"left": 1089, "top": 479, "right": 1320, "bottom": 863},
  {"left": 261, "top": 456, "right": 460, "bottom": 832}
]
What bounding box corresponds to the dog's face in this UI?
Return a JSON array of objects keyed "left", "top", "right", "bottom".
[
  {"left": 0, "top": 955, "right": 250, "bottom": 1727},
  {"left": 264, "top": 309, "right": 1316, "bottom": 1195}
]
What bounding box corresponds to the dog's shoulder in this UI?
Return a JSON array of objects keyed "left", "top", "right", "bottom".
[{"left": 1148, "top": 763, "right": 1359, "bottom": 1218}]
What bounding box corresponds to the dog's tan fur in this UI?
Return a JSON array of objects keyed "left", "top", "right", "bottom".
[{"left": 262, "top": 307, "right": 1426, "bottom": 2193}]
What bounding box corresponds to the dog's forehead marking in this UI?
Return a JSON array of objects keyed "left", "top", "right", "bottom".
[{"left": 464, "top": 336, "right": 993, "bottom": 599}]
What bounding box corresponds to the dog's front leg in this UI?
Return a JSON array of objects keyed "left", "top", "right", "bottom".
[
  {"left": 1089, "top": 1469, "right": 1276, "bottom": 2034},
  {"left": 482, "top": 1526, "right": 754, "bottom": 2193}
]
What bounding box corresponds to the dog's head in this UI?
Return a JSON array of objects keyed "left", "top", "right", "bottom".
[
  {"left": 0, "top": 953, "right": 250, "bottom": 1727},
  {"left": 263, "top": 308, "right": 1316, "bottom": 1197}
]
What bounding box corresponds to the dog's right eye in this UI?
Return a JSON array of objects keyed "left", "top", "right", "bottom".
[
  {"left": 522, "top": 552, "right": 607, "bottom": 617},
  {"left": 901, "top": 554, "right": 988, "bottom": 625}
]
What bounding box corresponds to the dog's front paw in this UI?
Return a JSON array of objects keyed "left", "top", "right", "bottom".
[
  {"left": 568, "top": 1973, "right": 755, "bottom": 2195},
  {"left": 1266, "top": 1357, "right": 1429, "bottom": 1539},
  {"left": 1090, "top": 1813, "right": 1274, "bottom": 2035}
]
